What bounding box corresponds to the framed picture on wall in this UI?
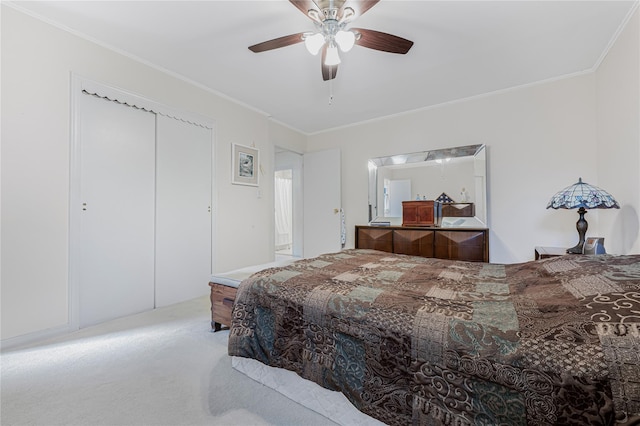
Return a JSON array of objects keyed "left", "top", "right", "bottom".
[{"left": 232, "top": 143, "right": 259, "bottom": 186}]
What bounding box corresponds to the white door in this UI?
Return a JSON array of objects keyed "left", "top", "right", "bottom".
[
  {"left": 155, "top": 116, "right": 212, "bottom": 307},
  {"left": 387, "top": 179, "right": 411, "bottom": 217},
  {"left": 78, "top": 94, "right": 156, "bottom": 327},
  {"left": 303, "top": 148, "right": 341, "bottom": 258}
]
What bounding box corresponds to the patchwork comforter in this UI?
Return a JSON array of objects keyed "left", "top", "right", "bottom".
[{"left": 228, "top": 249, "right": 640, "bottom": 425}]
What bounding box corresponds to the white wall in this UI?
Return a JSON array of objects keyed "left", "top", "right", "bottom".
[
  {"left": 308, "top": 7, "right": 638, "bottom": 264},
  {"left": 596, "top": 7, "right": 640, "bottom": 255},
  {"left": 308, "top": 4, "right": 639, "bottom": 263},
  {"left": 268, "top": 121, "right": 308, "bottom": 154},
  {"left": 309, "top": 74, "right": 602, "bottom": 264},
  {"left": 1, "top": 6, "right": 305, "bottom": 342}
]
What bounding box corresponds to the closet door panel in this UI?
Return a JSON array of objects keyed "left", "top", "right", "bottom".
[
  {"left": 155, "top": 116, "right": 212, "bottom": 307},
  {"left": 78, "top": 94, "right": 156, "bottom": 327}
]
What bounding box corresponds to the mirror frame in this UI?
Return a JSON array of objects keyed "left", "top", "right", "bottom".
[{"left": 368, "top": 144, "right": 487, "bottom": 227}]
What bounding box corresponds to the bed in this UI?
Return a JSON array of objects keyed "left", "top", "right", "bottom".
[{"left": 228, "top": 249, "right": 640, "bottom": 425}]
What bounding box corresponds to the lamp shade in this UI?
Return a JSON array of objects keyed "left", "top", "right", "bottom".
[
  {"left": 304, "top": 33, "right": 325, "bottom": 56},
  {"left": 335, "top": 30, "right": 356, "bottom": 52},
  {"left": 546, "top": 178, "right": 620, "bottom": 210},
  {"left": 324, "top": 44, "right": 341, "bottom": 66}
]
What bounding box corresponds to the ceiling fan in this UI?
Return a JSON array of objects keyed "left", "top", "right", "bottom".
[{"left": 248, "top": 0, "right": 414, "bottom": 81}]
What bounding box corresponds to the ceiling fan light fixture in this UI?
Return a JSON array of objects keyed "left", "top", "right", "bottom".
[
  {"left": 307, "top": 9, "right": 322, "bottom": 23},
  {"left": 324, "top": 43, "right": 341, "bottom": 66},
  {"left": 335, "top": 29, "right": 356, "bottom": 52},
  {"left": 339, "top": 7, "right": 355, "bottom": 23},
  {"left": 248, "top": 1, "right": 414, "bottom": 81},
  {"left": 304, "top": 32, "right": 325, "bottom": 55}
]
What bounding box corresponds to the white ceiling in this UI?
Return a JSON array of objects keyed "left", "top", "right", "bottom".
[{"left": 10, "top": 0, "right": 637, "bottom": 134}]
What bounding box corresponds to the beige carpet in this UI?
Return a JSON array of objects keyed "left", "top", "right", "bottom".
[{"left": 1, "top": 296, "right": 337, "bottom": 426}]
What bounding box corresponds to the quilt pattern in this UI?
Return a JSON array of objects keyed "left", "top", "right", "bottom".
[{"left": 228, "top": 249, "right": 640, "bottom": 425}]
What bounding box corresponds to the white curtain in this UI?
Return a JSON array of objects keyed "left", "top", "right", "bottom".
[{"left": 274, "top": 173, "right": 293, "bottom": 250}]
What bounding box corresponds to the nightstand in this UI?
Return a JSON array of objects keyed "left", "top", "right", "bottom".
[{"left": 534, "top": 246, "right": 568, "bottom": 260}]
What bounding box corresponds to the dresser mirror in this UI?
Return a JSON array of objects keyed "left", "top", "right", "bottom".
[{"left": 368, "top": 144, "right": 487, "bottom": 227}]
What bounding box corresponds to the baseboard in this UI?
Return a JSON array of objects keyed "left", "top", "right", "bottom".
[{"left": 1, "top": 323, "right": 74, "bottom": 352}]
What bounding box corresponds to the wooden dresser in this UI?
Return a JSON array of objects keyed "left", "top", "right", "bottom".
[{"left": 355, "top": 225, "right": 489, "bottom": 262}]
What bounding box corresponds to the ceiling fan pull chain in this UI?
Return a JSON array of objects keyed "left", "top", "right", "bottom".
[{"left": 328, "top": 71, "right": 334, "bottom": 105}]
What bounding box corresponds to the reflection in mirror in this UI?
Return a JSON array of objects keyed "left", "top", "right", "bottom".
[{"left": 368, "top": 144, "right": 487, "bottom": 227}]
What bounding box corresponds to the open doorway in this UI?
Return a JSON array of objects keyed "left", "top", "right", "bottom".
[
  {"left": 275, "top": 169, "right": 293, "bottom": 255},
  {"left": 274, "top": 147, "right": 303, "bottom": 259}
]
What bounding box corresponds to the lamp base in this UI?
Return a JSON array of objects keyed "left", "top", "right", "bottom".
[
  {"left": 566, "top": 243, "right": 584, "bottom": 254},
  {"left": 566, "top": 207, "right": 588, "bottom": 254}
]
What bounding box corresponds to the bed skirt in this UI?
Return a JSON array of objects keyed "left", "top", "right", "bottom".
[{"left": 231, "top": 356, "right": 384, "bottom": 426}]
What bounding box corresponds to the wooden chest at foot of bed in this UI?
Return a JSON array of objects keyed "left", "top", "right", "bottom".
[
  {"left": 208, "top": 258, "right": 299, "bottom": 332},
  {"left": 208, "top": 282, "right": 237, "bottom": 332}
]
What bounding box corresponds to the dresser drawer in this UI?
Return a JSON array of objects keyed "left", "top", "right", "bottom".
[
  {"left": 393, "top": 229, "right": 434, "bottom": 257},
  {"left": 356, "top": 227, "right": 393, "bottom": 252},
  {"left": 434, "top": 230, "right": 487, "bottom": 262}
]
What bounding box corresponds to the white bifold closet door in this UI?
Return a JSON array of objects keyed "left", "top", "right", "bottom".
[
  {"left": 155, "top": 116, "right": 212, "bottom": 307},
  {"left": 76, "top": 92, "right": 212, "bottom": 328},
  {"left": 78, "top": 94, "right": 156, "bottom": 328}
]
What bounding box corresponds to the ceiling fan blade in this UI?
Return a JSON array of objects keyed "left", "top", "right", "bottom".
[
  {"left": 340, "top": 0, "right": 379, "bottom": 20},
  {"left": 352, "top": 28, "right": 414, "bottom": 54},
  {"left": 248, "top": 33, "right": 305, "bottom": 53},
  {"left": 321, "top": 46, "right": 338, "bottom": 81},
  {"left": 289, "top": 0, "right": 322, "bottom": 20}
]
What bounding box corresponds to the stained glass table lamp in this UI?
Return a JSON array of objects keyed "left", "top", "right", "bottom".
[{"left": 546, "top": 177, "right": 619, "bottom": 254}]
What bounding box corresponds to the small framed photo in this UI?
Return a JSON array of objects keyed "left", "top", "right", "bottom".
[{"left": 232, "top": 143, "right": 259, "bottom": 186}]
